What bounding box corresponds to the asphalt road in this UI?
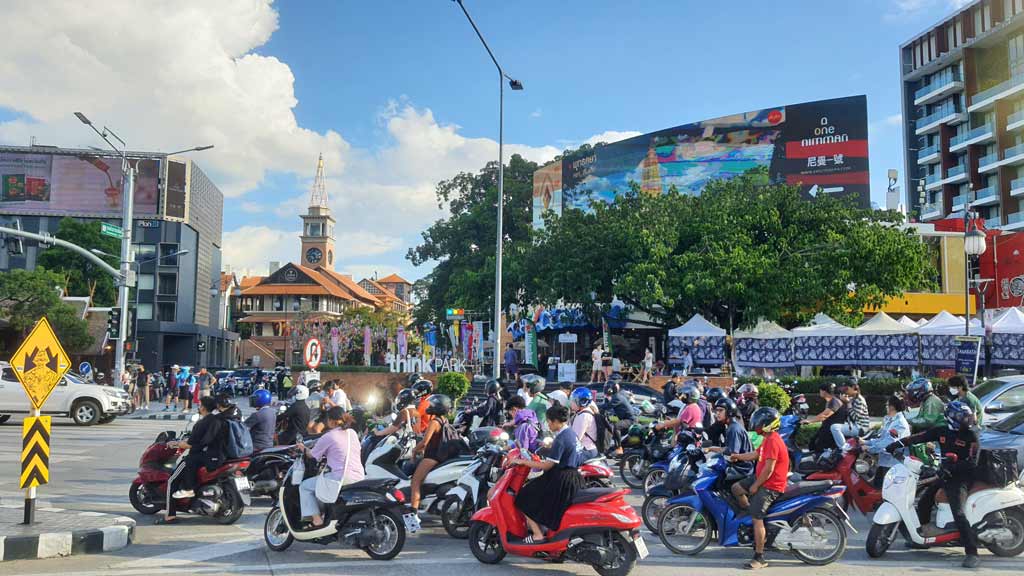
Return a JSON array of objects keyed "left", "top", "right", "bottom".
[{"left": 1, "top": 414, "right": 1023, "bottom": 575}]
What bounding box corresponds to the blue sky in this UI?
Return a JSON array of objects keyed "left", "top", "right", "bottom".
[{"left": 0, "top": 0, "right": 968, "bottom": 282}]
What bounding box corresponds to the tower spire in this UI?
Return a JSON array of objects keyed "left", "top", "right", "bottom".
[{"left": 310, "top": 153, "right": 327, "bottom": 208}]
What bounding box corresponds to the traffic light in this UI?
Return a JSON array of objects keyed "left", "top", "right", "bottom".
[{"left": 107, "top": 308, "right": 121, "bottom": 340}]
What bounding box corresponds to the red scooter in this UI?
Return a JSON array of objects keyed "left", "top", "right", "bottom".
[
  {"left": 467, "top": 448, "right": 647, "bottom": 576},
  {"left": 804, "top": 436, "right": 881, "bottom": 515},
  {"left": 129, "top": 427, "right": 253, "bottom": 524},
  {"left": 580, "top": 457, "right": 615, "bottom": 488}
]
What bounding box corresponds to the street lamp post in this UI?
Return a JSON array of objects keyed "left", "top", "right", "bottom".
[
  {"left": 453, "top": 0, "right": 524, "bottom": 380},
  {"left": 963, "top": 191, "right": 987, "bottom": 337}
]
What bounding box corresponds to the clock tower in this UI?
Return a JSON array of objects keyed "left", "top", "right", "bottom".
[{"left": 300, "top": 153, "right": 336, "bottom": 268}]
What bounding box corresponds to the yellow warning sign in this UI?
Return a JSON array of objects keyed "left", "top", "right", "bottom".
[
  {"left": 20, "top": 416, "right": 50, "bottom": 489},
  {"left": 10, "top": 317, "right": 71, "bottom": 410}
]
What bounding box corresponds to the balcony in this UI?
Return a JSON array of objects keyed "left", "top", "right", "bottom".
[
  {"left": 969, "top": 73, "right": 1024, "bottom": 112},
  {"left": 1001, "top": 142, "right": 1024, "bottom": 167},
  {"left": 952, "top": 193, "right": 969, "bottom": 211},
  {"left": 944, "top": 163, "right": 968, "bottom": 184},
  {"left": 924, "top": 171, "right": 944, "bottom": 190},
  {"left": 917, "top": 144, "right": 941, "bottom": 164},
  {"left": 1012, "top": 177, "right": 1024, "bottom": 197},
  {"left": 985, "top": 216, "right": 1004, "bottom": 229},
  {"left": 979, "top": 152, "right": 1001, "bottom": 172},
  {"left": 973, "top": 184, "right": 1000, "bottom": 206},
  {"left": 949, "top": 123, "right": 994, "bottom": 152},
  {"left": 916, "top": 108, "right": 966, "bottom": 135},
  {"left": 1006, "top": 212, "right": 1024, "bottom": 230},
  {"left": 914, "top": 73, "right": 964, "bottom": 106},
  {"left": 1009, "top": 109, "right": 1024, "bottom": 132},
  {"left": 920, "top": 202, "right": 944, "bottom": 221}
]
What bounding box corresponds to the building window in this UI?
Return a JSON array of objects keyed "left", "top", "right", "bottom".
[
  {"left": 306, "top": 222, "right": 322, "bottom": 237},
  {"left": 137, "top": 303, "right": 153, "bottom": 320},
  {"left": 291, "top": 296, "right": 302, "bottom": 311},
  {"left": 157, "top": 273, "right": 177, "bottom": 295},
  {"left": 159, "top": 243, "right": 180, "bottom": 266},
  {"left": 157, "top": 302, "right": 176, "bottom": 322},
  {"left": 254, "top": 323, "right": 263, "bottom": 336},
  {"left": 1011, "top": 34, "right": 1024, "bottom": 77},
  {"left": 311, "top": 296, "right": 320, "bottom": 311},
  {"left": 137, "top": 273, "right": 154, "bottom": 290},
  {"left": 273, "top": 295, "right": 284, "bottom": 311},
  {"left": 133, "top": 244, "right": 156, "bottom": 262}
]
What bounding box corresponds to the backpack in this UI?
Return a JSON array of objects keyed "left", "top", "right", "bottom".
[
  {"left": 434, "top": 419, "right": 469, "bottom": 462},
  {"left": 224, "top": 418, "right": 254, "bottom": 459},
  {"left": 592, "top": 410, "right": 619, "bottom": 454}
]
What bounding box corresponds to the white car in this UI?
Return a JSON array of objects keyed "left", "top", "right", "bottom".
[{"left": 0, "top": 362, "right": 132, "bottom": 425}]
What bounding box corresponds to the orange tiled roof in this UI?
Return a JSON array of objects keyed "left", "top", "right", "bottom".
[
  {"left": 219, "top": 272, "right": 237, "bottom": 292},
  {"left": 317, "top": 267, "right": 381, "bottom": 306},
  {"left": 240, "top": 265, "right": 354, "bottom": 300},
  {"left": 377, "top": 273, "right": 411, "bottom": 285},
  {"left": 239, "top": 276, "right": 264, "bottom": 288},
  {"left": 360, "top": 278, "right": 402, "bottom": 303}
]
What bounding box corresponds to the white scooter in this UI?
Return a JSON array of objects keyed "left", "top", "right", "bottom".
[
  {"left": 362, "top": 430, "right": 475, "bottom": 515},
  {"left": 866, "top": 449, "right": 1024, "bottom": 558},
  {"left": 439, "top": 441, "right": 507, "bottom": 538}
]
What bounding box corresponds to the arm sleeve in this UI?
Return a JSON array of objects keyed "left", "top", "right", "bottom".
[
  {"left": 311, "top": 434, "right": 330, "bottom": 460},
  {"left": 724, "top": 428, "right": 746, "bottom": 456},
  {"left": 244, "top": 412, "right": 258, "bottom": 430},
  {"left": 904, "top": 425, "right": 940, "bottom": 447},
  {"left": 951, "top": 430, "right": 981, "bottom": 474},
  {"left": 545, "top": 433, "right": 567, "bottom": 464}
]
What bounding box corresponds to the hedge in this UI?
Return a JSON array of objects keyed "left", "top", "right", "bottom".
[
  {"left": 291, "top": 365, "right": 389, "bottom": 373},
  {"left": 736, "top": 375, "right": 949, "bottom": 397}
]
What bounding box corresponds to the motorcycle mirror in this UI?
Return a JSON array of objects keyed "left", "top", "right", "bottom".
[{"left": 542, "top": 436, "right": 553, "bottom": 448}]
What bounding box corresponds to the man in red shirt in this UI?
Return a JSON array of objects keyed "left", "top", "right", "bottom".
[{"left": 728, "top": 407, "right": 790, "bottom": 570}]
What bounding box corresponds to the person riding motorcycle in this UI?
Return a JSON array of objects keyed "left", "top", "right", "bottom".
[
  {"left": 467, "top": 379, "right": 504, "bottom": 427},
  {"left": 947, "top": 375, "right": 984, "bottom": 422},
  {"left": 802, "top": 382, "right": 848, "bottom": 454},
  {"left": 245, "top": 389, "right": 276, "bottom": 452},
  {"left": 705, "top": 397, "right": 753, "bottom": 475},
  {"left": 655, "top": 383, "right": 702, "bottom": 432},
  {"left": 412, "top": 379, "right": 434, "bottom": 434},
  {"left": 374, "top": 388, "right": 419, "bottom": 437},
  {"left": 522, "top": 374, "right": 550, "bottom": 428},
  {"left": 704, "top": 387, "right": 728, "bottom": 446},
  {"left": 906, "top": 377, "right": 945, "bottom": 432},
  {"left": 736, "top": 383, "right": 759, "bottom": 429},
  {"left": 162, "top": 396, "right": 226, "bottom": 524},
  {"left": 278, "top": 385, "right": 311, "bottom": 446},
  {"left": 864, "top": 394, "right": 910, "bottom": 487},
  {"left": 569, "top": 387, "right": 600, "bottom": 461},
  {"left": 410, "top": 394, "right": 452, "bottom": 515},
  {"left": 505, "top": 395, "right": 540, "bottom": 452},
  {"left": 887, "top": 400, "right": 982, "bottom": 568},
  {"left": 293, "top": 405, "right": 364, "bottom": 529}
]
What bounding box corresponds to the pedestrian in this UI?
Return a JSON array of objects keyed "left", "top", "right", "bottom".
[
  {"left": 125, "top": 367, "right": 138, "bottom": 407},
  {"left": 680, "top": 348, "right": 693, "bottom": 376},
  {"left": 590, "top": 344, "right": 604, "bottom": 384},
  {"left": 275, "top": 368, "right": 287, "bottom": 400},
  {"left": 503, "top": 343, "right": 518, "bottom": 382},
  {"left": 136, "top": 367, "right": 150, "bottom": 410},
  {"left": 163, "top": 366, "right": 179, "bottom": 411},
  {"left": 197, "top": 367, "right": 216, "bottom": 398},
  {"left": 324, "top": 379, "right": 350, "bottom": 411},
  {"left": 602, "top": 349, "right": 613, "bottom": 380},
  {"left": 946, "top": 375, "right": 984, "bottom": 422},
  {"left": 175, "top": 366, "right": 194, "bottom": 412},
  {"left": 641, "top": 347, "right": 654, "bottom": 384}
]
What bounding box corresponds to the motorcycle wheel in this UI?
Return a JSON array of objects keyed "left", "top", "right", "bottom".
[
  {"left": 619, "top": 454, "right": 647, "bottom": 489},
  {"left": 790, "top": 507, "right": 847, "bottom": 566},
  {"left": 363, "top": 508, "right": 406, "bottom": 560},
  {"left": 468, "top": 521, "right": 506, "bottom": 564},
  {"left": 263, "top": 506, "right": 294, "bottom": 551},
  {"left": 215, "top": 485, "right": 245, "bottom": 525},
  {"left": 643, "top": 469, "right": 665, "bottom": 494},
  {"left": 657, "top": 503, "right": 712, "bottom": 555},
  {"left": 865, "top": 522, "right": 897, "bottom": 558},
  {"left": 128, "top": 483, "right": 162, "bottom": 515},
  {"left": 593, "top": 531, "right": 638, "bottom": 576},
  {"left": 986, "top": 508, "right": 1024, "bottom": 557},
  {"left": 440, "top": 495, "right": 472, "bottom": 539},
  {"left": 584, "top": 476, "right": 613, "bottom": 489},
  {"left": 641, "top": 494, "right": 669, "bottom": 533}
]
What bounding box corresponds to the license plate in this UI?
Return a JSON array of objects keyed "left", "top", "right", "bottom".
[
  {"left": 234, "top": 476, "right": 251, "bottom": 491},
  {"left": 634, "top": 534, "right": 649, "bottom": 559},
  {"left": 403, "top": 512, "right": 421, "bottom": 534}
]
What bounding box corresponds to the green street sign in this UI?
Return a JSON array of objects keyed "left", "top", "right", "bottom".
[{"left": 100, "top": 222, "right": 124, "bottom": 239}]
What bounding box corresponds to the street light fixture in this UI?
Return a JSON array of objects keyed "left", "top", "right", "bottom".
[
  {"left": 453, "top": 0, "right": 524, "bottom": 380},
  {"left": 962, "top": 188, "right": 987, "bottom": 337}
]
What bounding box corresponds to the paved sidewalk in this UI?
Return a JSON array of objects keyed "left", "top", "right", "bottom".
[{"left": 0, "top": 504, "right": 134, "bottom": 561}]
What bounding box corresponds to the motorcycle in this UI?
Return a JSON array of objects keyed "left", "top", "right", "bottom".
[
  {"left": 619, "top": 422, "right": 674, "bottom": 489},
  {"left": 641, "top": 427, "right": 702, "bottom": 494},
  {"left": 467, "top": 447, "right": 647, "bottom": 576},
  {"left": 129, "top": 417, "right": 252, "bottom": 524},
  {"left": 803, "top": 436, "right": 883, "bottom": 515},
  {"left": 362, "top": 430, "right": 475, "bottom": 515},
  {"left": 263, "top": 453, "right": 418, "bottom": 560},
  {"left": 658, "top": 453, "right": 851, "bottom": 565},
  {"left": 865, "top": 448, "right": 1024, "bottom": 558},
  {"left": 641, "top": 444, "right": 704, "bottom": 532}
]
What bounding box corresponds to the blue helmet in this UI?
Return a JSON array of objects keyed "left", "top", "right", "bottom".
[
  {"left": 251, "top": 389, "right": 272, "bottom": 408},
  {"left": 570, "top": 387, "right": 593, "bottom": 408},
  {"left": 944, "top": 400, "right": 976, "bottom": 431},
  {"left": 905, "top": 377, "right": 933, "bottom": 404}
]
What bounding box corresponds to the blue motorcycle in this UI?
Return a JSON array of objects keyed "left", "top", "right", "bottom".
[
  {"left": 656, "top": 454, "right": 851, "bottom": 565},
  {"left": 641, "top": 444, "right": 703, "bottom": 531}
]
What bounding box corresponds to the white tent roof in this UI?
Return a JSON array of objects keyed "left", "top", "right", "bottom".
[
  {"left": 668, "top": 314, "right": 726, "bottom": 337},
  {"left": 917, "top": 318, "right": 930, "bottom": 326},
  {"left": 734, "top": 319, "right": 792, "bottom": 339},
  {"left": 992, "top": 307, "right": 1024, "bottom": 334},
  {"left": 897, "top": 316, "right": 920, "bottom": 329},
  {"left": 856, "top": 312, "right": 914, "bottom": 334},
  {"left": 918, "top": 310, "right": 983, "bottom": 335},
  {"left": 792, "top": 313, "right": 855, "bottom": 337}
]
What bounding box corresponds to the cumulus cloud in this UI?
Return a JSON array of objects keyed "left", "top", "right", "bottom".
[{"left": 583, "top": 130, "right": 643, "bottom": 147}]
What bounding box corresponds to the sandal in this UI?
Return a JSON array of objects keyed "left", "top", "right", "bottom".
[
  {"left": 524, "top": 535, "right": 547, "bottom": 544},
  {"left": 154, "top": 517, "right": 178, "bottom": 525}
]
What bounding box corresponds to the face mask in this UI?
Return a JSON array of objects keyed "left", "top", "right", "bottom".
[{"left": 948, "top": 388, "right": 959, "bottom": 397}]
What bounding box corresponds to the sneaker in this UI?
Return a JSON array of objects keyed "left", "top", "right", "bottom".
[
  {"left": 745, "top": 554, "right": 767, "bottom": 570},
  {"left": 962, "top": 555, "right": 980, "bottom": 569},
  {"left": 171, "top": 489, "right": 194, "bottom": 499},
  {"left": 161, "top": 406, "right": 169, "bottom": 412}
]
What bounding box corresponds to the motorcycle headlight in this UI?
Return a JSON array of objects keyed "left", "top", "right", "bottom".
[{"left": 854, "top": 460, "right": 870, "bottom": 475}]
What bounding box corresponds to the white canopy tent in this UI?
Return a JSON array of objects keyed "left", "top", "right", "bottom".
[
  {"left": 792, "top": 314, "right": 857, "bottom": 366},
  {"left": 734, "top": 320, "right": 794, "bottom": 368},
  {"left": 897, "top": 316, "right": 920, "bottom": 329},
  {"left": 853, "top": 312, "right": 918, "bottom": 366},
  {"left": 668, "top": 314, "right": 727, "bottom": 367},
  {"left": 991, "top": 308, "right": 1024, "bottom": 367},
  {"left": 919, "top": 310, "right": 983, "bottom": 366}
]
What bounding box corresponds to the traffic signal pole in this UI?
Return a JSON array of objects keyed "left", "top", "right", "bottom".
[{"left": 113, "top": 160, "right": 135, "bottom": 382}]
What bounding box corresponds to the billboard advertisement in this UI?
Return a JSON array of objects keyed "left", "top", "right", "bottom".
[
  {"left": 0, "top": 151, "right": 160, "bottom": 216},
  {"left": 533, "top": 95, "right": 869, "bottom": 227}
]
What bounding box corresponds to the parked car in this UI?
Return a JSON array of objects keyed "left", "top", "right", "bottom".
[
  {"left": 972, "top": 376, "right": 1024, "bottom": 427},
  {"left": 980, "top": 406, "right": 1024, "bottom": 469},
  {"left": 0, "top": 363, "right": 132, "bottom": 425},
  {"left": 582, "top": 382, "right": 664, "bottom": 406},
  {"left": 231, "top": 368, "right": 256, "bottom": 393}
]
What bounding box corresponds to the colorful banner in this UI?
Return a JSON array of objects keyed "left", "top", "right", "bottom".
[
  {"left": 463, "top": 322, "right": 473, "bottom": 359},
  {"left": 602, "top": 318, "right": 612, "bottom": 355},
  {"left": 397, "top": 326, "right": 407, "bottom": 357},
  {"left": 473, "top": 321, "right": 485, "bottom": 362},
  {"left": 525, "top": 320, "right": 539, "bottom": 367},
  {"left": 363, "top": 327, "right": 372, "bottom": 366}
]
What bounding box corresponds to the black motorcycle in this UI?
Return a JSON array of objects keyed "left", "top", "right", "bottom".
[{"left": 619, "top": 422, "right": 675, "bottom": 489}]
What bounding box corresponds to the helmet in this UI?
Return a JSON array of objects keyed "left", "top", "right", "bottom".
[
  {"left": 425, "top": 394, "right": 453, "bottom": 416},
  {"left": 293, "top": 385, "right": 309, "bottom": 401},
  {"left": 623, "top": 424, "right": 646, "bottom": 447},
  {"left": 944, "top": 400, "right": 976, "bottom": 431},
  {"left": 484, "top": 379, "right": 502, "bottom": 396},
  {"left": 609, "top": 372, "right": 624, "bottom": 383},
  {"left": 677, "top": 384, "right": 700, "bottom": 404},
  {"left": 407, "top": 373, "right": 423, "bottom": 387},
  {"left": 750, "top": 407, "right": 781, "bottom": 434},
  {"left": 521, "top": 374, "right": 546, "bottom": 395},
  {"left": 570, "top": 387, "right": 593, "bottom": 408},
  {"left": 714, "top": 397, "right": 740, "bottom": 419},
  {"left": 604, "top": 382, "right": 621, "bottom": 397},
  {"left": 905, "top": 378, "right": 933, "bottom": 404},
  {"left": 818, "top": 382, "right": 837, "bottom": 395},
  {"left": 251, "top": 389, "right": 272, "bottom": 408},
  {"left": 737, "top": 383, "right": 759, "bottom": 401},
  {"left": 412, "top": 379, "right": 433, "bottom": 398},
  {"left": 393, "top": 388, "right": 417, "bottom": 411},
  {"left": 705, "top": 387, "right": 726, "bottom": 405}
]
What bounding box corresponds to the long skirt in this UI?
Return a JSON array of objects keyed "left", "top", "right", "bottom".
[{"left": 515, "top": 466, "right": 584, "bottom": 532}]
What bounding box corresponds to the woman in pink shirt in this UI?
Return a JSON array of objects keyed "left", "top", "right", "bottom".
[
  {"left": 295, "top": 406, "right": 364, "bottom": 528},
  {"left": 655, "top": 383, "right": 703, "bottom": 432}
]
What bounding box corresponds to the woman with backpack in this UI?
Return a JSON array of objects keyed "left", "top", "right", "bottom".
[
  {"left": 161, "top": 396, "right": 225, "bottom": 523},
  {"left": 570, "top": 387, "right": 600, "bottom": 461},
  {"left": 409, "top": 394, "right": 453, "bottom": 515}
]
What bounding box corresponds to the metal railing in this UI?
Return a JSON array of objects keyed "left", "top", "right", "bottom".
[
  {"left": 985, "top": 216, "right": 1003, "bottom": 228},
  {"left": 925, "top": 172, "right": 943, "bottom": 186},
  {"left": 950, "top": 123, "right": 993, "bottom": 147},
  {"left": 952, "top": 193, "right": 969, "bottom": 207},
  {"left": 972, "top": 73, "right": 1024, "bottom": 105},
  {"left": 917, "top": 144, "right": 940, "bottom": 160},
  {"left": 920, "top": 202, "right": 943, "bottom": 217},
  {"left": 975, "top": 185, "right": 999, "bottom": 201},
  {"left": 1009, "top": 109, "right": 1024, "bottom": 126},
  {"left": 1008, "top": 212, "right": 1024, "bottom": 225},
  {"left": 917, "top": 108, "right": 960, "bottom": 128},
  {"left": 1005, "top": 142, "right": 1024, "bottom": 159},
  {"left": 915, "top": 72, "right": 962, "bottom": 100},
  {"left": 947, "top": 163, "right": 967, "bottom": 178},
  {"left": 979, "top": 152, "right": 1000, "bottom": 168}
]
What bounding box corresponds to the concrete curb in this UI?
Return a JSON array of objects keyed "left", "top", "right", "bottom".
[
  {"left": 129, "top": 412, "right": 191, "bottom": 421},
  {"left": 0, "top": 507, "right": 134, "bottom": 561}
]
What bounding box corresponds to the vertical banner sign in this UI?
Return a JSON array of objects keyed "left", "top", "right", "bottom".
[
  {"left": 20, "top": 416, "right": 50, "bottom": 489},
  {"left": 463, "top": 322, "right": 474, "bottom": 360},
  {"left": 473, "top": 321, "right": 485, "bottom": 362},
  {"left": 525, "top": 321, "right": 539, "bottom": 367},
  {"left": 602, "top": 318, "right": 612, "bottom": 355},
  {"left": 363, "top": 327, "right": 372, "bottom": 366},
  {"left": 397, "top": 326, "right": 407, "bottom": 357},
  {"left": 955, "top": 336, "right": 982, "bottom": 386}
]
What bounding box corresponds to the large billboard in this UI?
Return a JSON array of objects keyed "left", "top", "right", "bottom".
[
  {"left": 0, "top": 151, "right": 161, "bottom": 217},
  {"left": 533, "top": 95, "right": 869, "bottom": 227}
]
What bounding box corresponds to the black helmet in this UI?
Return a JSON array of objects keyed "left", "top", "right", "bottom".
[
  {"left": 705, "top": 386, "right": 726, "bottom": 405},
  {"left": 484, "top": 378, "right": 502, "bottom": 396},
  {"left": 425, "top": 394, "right": 453, "bottom": 416},
  {"left": 604, "top": 381, "right": 620, "bottom": 397},
  {"left": 412, "top": 379, "right": 433, "bottom": 398},
  {"left": 393, "top": 388, "right": 417, "bottom": 411},
  {"left": 818, "top": 381, "right": 837, "bottom": 395},
  {"left": 905, "top": 378, "right": 933, "bottom": 404},
  {"left": 609, "top": 372, "right": 624, "bottom": 383},
  {"left": 677, "top": 384, "right": 700, "bottom": 404},
  {"left": 521, "top": 374, "right": 546, "bottom": 395},
  {"left": 407, "top": 373, "right": 423, "bottom": 387},
  {"left": 750, "top": 407, "right": 781, "bottom": 433},
  {"left": 715, "top": 397, "right": 740, "bottom": 419}
]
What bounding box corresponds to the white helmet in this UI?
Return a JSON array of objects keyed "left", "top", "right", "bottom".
[{"left": 293, "top": 385, "right": 309, "bottom": 401}]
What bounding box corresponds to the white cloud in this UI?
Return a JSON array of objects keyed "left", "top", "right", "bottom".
[
  {"left": 582, "top": 130, "right": 643, "bottom": 147},
  {"left": 870, "top": 113, "right": 903, "bottom": 132},
  {"left": 240, "top": 202, "right": 264, "bottom": 214},
  {"left": 530, "top": 108, "right": 543, "bottom": 118}
]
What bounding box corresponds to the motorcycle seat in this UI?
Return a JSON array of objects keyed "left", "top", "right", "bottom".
[
  {"left": 780, "top": 480, "right": 835, "bottom": 501},
  {"left": 584, "top": 457, "right": 606, "bottom": 465},
  {"left": 571, "top": 487, "right": 622, "bottom": 504},
  {"left": 341, "top": 478, "right": 398, "bottom": 491}
]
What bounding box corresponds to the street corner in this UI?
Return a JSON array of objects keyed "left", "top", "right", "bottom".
[{"left": 0, "top": 504, "right": 135, "bottom": 561}]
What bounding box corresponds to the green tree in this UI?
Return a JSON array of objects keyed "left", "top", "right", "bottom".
[
  {"left": 0, "top": 268, "right": 94, "bottom": 352},
  {"left": 36, "top": 218, "right": 120, "bottom": 306}
]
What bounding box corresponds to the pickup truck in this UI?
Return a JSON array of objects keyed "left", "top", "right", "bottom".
[{"left": 0, "top": 362, "right": 132, "bottom": 425}]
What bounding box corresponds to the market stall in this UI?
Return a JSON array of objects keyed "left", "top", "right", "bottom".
[
  {"left": 668, "top": 314, "right": 726, "bottom": 368},
  {"left": 991, "top": 307, "right": 1024, "bottom": 367},
  {"left": 792, "top": 313, "right": 857, "bottom": 366},
  {"left": 853, "top": 312, "right": 918, "bottom": 366},
  {"left": 733, "top": 320, "right": 794, "bottom": 369},
  {"left": 918, "top": 310, "right": 983, "bottom": 367}
]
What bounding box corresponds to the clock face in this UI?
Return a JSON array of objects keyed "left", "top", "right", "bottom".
[{"left": 306, "top": 247, "right": 323, "bottom": 264}]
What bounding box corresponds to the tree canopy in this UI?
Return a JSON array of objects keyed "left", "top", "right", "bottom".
[
  {"left": 0, "top": 268, "right": 94, "bottom": 353},
  {"left": 36, "top": 218, "right": 120, "bottom": 306}
]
